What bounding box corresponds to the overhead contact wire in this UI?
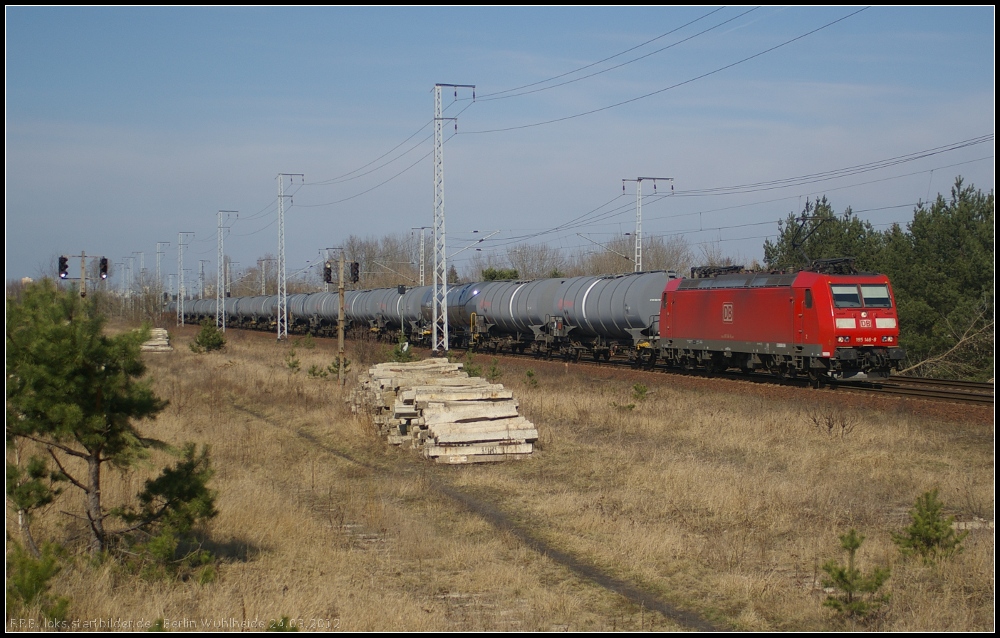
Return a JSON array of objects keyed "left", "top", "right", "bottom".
[{"left": 462, "top": 7, "right": 871, "bottom": 134}]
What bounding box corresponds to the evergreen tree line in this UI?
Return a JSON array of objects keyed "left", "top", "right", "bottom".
[{"left": 763, "top": 177, "right": 993, "bottom": 381}]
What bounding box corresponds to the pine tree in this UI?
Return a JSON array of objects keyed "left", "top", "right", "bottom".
[
  {"left": 6, "top": 279, "right": 214, "bottom": 556},
  {"left": 821, "top": 529, "right": 890, "bottom": 619},
  {"left": 892, "top": 489, "right": 968, "bottom": 564}
]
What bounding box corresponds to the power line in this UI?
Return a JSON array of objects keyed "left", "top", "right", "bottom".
[
  {"left": 302, "top": 95, "right": 468, "bottom": 188},
  {"left": 471, "top": 137, "right": 992, "bottom": 251},
  {"left": 662, "top": 135, "right": 994, "bottom": 197},
  {"left": 462, "top": 7, "right": 871, "bottom": 134},
  {"left": 478, "top": 6, "right": 734, "bottom": 100},
  {"left": 295, "top": 103, "right": 475, "bottom": 209}
]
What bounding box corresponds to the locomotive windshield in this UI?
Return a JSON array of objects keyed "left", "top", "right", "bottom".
[
  {"left": 831, "top": 285, "right": 862, "bottom": 308},
  {"left": 860, "top": 285, "right": 892, "bottom": 308},
  {"left": 831, "top": 284, "right": 893, "bottom": 309}
]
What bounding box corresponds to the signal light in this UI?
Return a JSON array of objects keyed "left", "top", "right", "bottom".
[
  {"left": 99, "top": 257, "right": 109, "bottom": 279},
  {"left": 59, "top": 256, "right": 69, "bottom": 279},
  {"left": 350, "top": 262, "right": 360, "bottom": 284},
  {"left": 323, "top": 261, "right": 333, "bottom": 284}
]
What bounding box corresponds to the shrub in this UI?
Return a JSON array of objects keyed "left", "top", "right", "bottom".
[
  {"left": 113, "top": 443, "right": 218, "bottom": 580},
  {"left": 328, "top": 357, "right": 351, "bottom": 377},
  {"left": 892, "top": 489, "right": 968, "bottom": 564},
  {"left": 390, "top": 335, "right": 415, "bottom": 363},
  {"left": 5, "top": 542, "right": 70, "bottom": 624},
  {"left": 807, "top": 408, "right": 857, "bottom": 438},
  {"left": 631, "top": 383, "right": 648, "bottom": 401},
  {"left": 821, "top": 528, "right": 890, "bottom": 620},
  {"left": 462, "top": 351, "right": 482, "bottom": 378},
  {"left": 486, "top": 358, "right": 503, "bottom": 383},
  {"left": 525, "top": 369, "right": 538, "bottom": 388},
  {"left": 191, "top": 320, "right": 226, "bottom": 353},
  {"left": 285, "top": 348, "right": 300, "bottom": 373},
  {"left": 307, "top": 364, "right": 328, "bottom": 379}
]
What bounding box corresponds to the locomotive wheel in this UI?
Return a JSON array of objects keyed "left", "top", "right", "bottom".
[{"left": 808, "top": 371, "right": 822, "bottom": 389}]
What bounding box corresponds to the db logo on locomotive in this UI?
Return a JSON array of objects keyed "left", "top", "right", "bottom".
[{"left": 722, "top": 302, "right": 734, "bottom": 324}]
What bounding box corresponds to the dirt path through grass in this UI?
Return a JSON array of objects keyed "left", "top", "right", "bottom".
[{"left": 231, "top": 399, "right": 720, "bottom": 631}]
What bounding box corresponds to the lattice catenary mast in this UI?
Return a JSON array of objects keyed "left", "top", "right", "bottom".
[
  {"left": 216, "top": 211, "right": 237, "bottom": 331},
  {"left": 176, "top": 232, "right": 194, "bottom": 325},
  {"left": 622, "top": 177, "right": 673, "bottom": 272},
  {"left": 432, "top": 83, "right": 474, "bottom": 353},
  {"left": 276, "top": 174, "right": 303, "bottom": 341}
]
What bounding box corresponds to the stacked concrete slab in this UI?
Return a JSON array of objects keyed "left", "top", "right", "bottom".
[
  {"left": 140, "top": 328, "right": 172, "bottom": 352},
  {"left": 351, "top": 359, "right": 537, "bottom": 464}
]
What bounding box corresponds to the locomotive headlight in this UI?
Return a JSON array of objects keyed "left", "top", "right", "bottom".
[
  {"left": 861, "top": 311, "right": 868, "bottom": 318},
  {"left": 882, "top": 336, "right": 894, "bottom": 343}
]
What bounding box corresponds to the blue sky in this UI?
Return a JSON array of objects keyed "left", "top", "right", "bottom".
[{"left": 6, "top": 6, "right": 995, "bottom": 285}]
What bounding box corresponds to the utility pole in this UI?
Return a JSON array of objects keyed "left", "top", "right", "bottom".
[
  {"left": 338, "top": 250, "right": 346, "bottom": 386},
  {"left": 622, "top": 177, "right": 673, "bottom": 272},
  {"left": 432, "top": 83, "right": 474, "bottom": 354},
  {"left": 276, "top": 174, "right": 303, "bottom": 341},
  {"left": 80, "top": 251, "right": 87, "bottom": 298},
  {"left": 217, "top": 211, "right": 237, "bottom": 331}
]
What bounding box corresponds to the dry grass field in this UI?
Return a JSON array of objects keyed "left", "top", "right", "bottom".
[{"left": 8, "top": 322, "right": 994, "bottom": 632}]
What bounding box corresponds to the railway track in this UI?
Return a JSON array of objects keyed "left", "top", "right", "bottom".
[
  {"left": 444, "top": 344, "right": 995, "bottom": 406},
  {"left": 228, "top": 326, "right": 994, "bottom": 406},
  {"left": 842, "top": 376, "right": 994, "bottom": 405}
]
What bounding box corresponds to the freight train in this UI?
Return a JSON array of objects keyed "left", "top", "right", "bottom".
[{"left": 175, "top": 265, "right": 905, "bottom": 384}]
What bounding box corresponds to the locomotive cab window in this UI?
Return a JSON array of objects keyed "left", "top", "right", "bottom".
[
  {"left": 830, "top": 285, "right": 862, "bottom": 308},
  {"left": 860, "top": 285, "right": 892, "bottom": 308},
  {"left": 804, "top": 289, "right": 813, "bottom": 309}
]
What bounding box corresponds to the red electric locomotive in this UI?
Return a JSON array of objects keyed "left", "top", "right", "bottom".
[{"left": 658, "top": 267, "right": 905, "bottom": 385}]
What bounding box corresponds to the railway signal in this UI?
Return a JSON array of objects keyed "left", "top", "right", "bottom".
[
  {"left": 323, "top": 261, "right": 333, "bottom": 284},
  {"left": 99, "top": 257, "right": 109, "bottom": 279},
  {"left": 59, "top": 256, "right": 69, "bottom": 279},
  {"left": 350, "top": 262, "right": 360, "bottom": 284}
]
